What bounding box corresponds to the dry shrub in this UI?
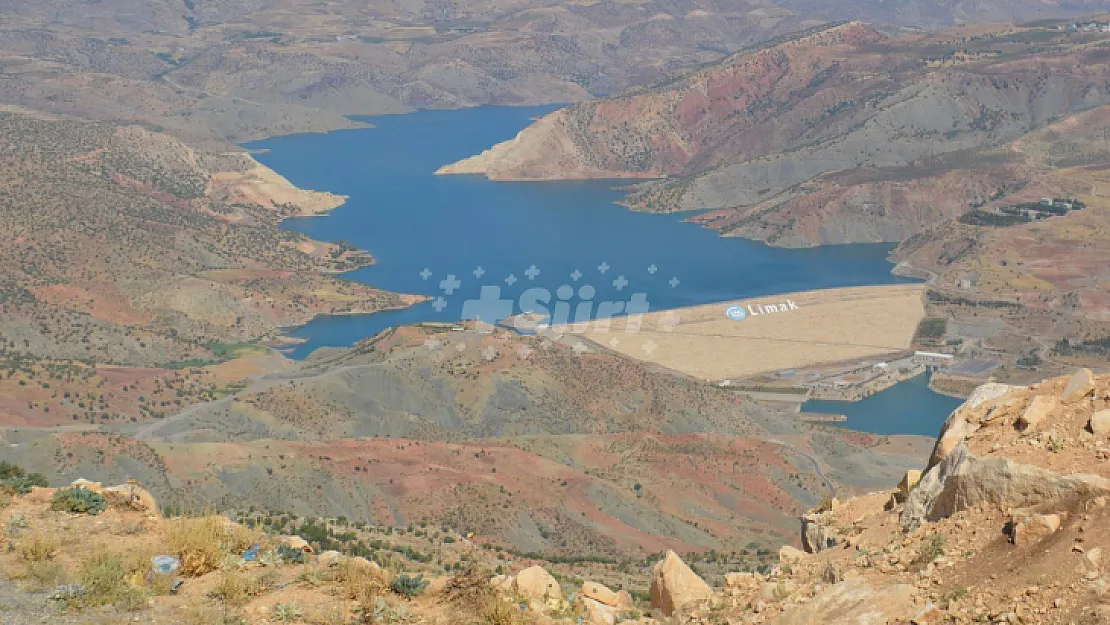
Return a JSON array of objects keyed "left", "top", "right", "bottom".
[
  {"left": 210, "top": 569, "right": 279, "bottom": 607},
  {"left": 164, "top": 514, "right": 266, "bottom": 577},
  {"left": 74, "top": 552, "right": 151, "bottom": 610},
  {"left": 180, "top": 601, "right": 247, "bottom": 625},
  {"left": 211, "top": 571, "right": 252, "bottom": 607},
  {"left": 444, "top": 565, "right": 525, "bottom": 625},
  {"left": 17, "top": 532, "right": 58, "bottom": 562},
  {"left": 165, "top": 515, "right": 230, "bottom": 576},
  {"left": 335, "top": 557, "right": 389, "bottom": 605},
  {"left": 226, "top": 522, "right": 264, "bottom": 554},
  {"left": 24, "top": 559, "right": 67, "bottom": 590}
]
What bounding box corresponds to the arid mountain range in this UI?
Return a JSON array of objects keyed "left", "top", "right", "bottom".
[
  {"left": 2, "top": 0, "right": 1110, "bottom": 601},
  {"left": 2, "top": 324, "right": 927, "bottom": 558},
  {"left": 0, "top": 1, "right": 1104, "bottom": 148}
]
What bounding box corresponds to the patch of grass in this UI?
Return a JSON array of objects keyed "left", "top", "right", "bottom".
[
  {"left": 24, "top": 560, "right": 67, "bottom": 590},
  {"left": 914, "top": 533, "right": 947, "bottom": 566},
  {"left": 5, "top": 513, "right": 28, "bottom": 536},
  {"left": 273, "top": 602, "right": 303, "bottom": 623},
  {"left": 50, "top": 486, "right": 107, "bottom": 515},
  {"left": 210, "top": 570, "right": 278, "bottom": 607}
]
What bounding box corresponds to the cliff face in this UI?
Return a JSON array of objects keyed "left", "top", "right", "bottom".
[{"left": 440, "top": 20, "right": 1110, "bottom": 246}]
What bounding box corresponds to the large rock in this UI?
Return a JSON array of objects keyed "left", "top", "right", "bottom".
[
  {"left": 579, "top": 596, "right": 620, "bottom": 625},
  {"left": 1090, "top": 410, "right": 1110, "bottom": 436},
  {"left": 926, "top": 383, "right": 1018, "bottom": 469},
  {"left": 801, "top": 515, "right": 838, "bottom": 553},
  {"left": 649, "top": 550, "right": 712, "bottom": 616},
  {"left": 902, "top": 442, "right": 1110, "bottom": 532},
  {"left": 102, "top": 482, "right": 160, "bottom": 517},
  {"left": 1016, "top": 395, "right": 1057, "bottom": 433},
  {"left": 514, "top": 565, "right": 561, "bottom": 603},
  {"left": 1062, "top": 369, "right": 1096, "bottom": 404},
  {"left": 581, "top": 581, "right": 630, "bottom": 609},
  {"left": 899, "top": 469, "right": 922, "bottom": 495},
  {"left": 768, "top": 578, "right": 918, "bottom": 624},
  {"left": 1010, "top": 512, "right": 1064, "bottom": 547}
]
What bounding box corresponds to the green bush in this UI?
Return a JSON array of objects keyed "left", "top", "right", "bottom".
[
  {"left": 50, "top": 486, "right": 107, "bottom": 515},
  {"left": 0, "top": 461, "right": 49, "bottom": 494},
  {"left": 390, "top": 573, "right": 429, "bottom": 598},
  {"left": 275, "top": 543, "right": 305, "bottom": 565}
]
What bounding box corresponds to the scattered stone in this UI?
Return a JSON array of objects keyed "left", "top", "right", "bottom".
[
  {"left": 649, "top": 550, "right": 712, "bottom": 616},
  {"left": 1063, "top": 369, "right": 1096, "bottom": 404},
  {"left": 514, "top": 566, "right": 561, "bottom": 603},
  {"left": 69, "top": 478, "right": 103, "bottom": 494}
]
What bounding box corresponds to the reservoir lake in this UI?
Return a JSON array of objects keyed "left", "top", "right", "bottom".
[{"left": 247, "top": 105, "right": 959, "bottom": 436}]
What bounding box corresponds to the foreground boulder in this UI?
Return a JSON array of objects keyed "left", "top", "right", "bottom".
[
  {"left": 514, "top": 565, "right": 561, "bottom": 603},
  {"left": 650, "top": 550, "right": 712, "bottom": 616},
  {"left": 902, "top": 442, "right": 1110, "bottom": 532},
  {"left": 902, "top": 371, "right": 1110, "bottom": 532}
]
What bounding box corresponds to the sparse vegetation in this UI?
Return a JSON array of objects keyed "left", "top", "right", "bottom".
[
  {"left": 390, "top": 573, "right": 429, "bottom": 599},
  {"left": 50, "top": 486, "right": 107, "bottom": 515}
]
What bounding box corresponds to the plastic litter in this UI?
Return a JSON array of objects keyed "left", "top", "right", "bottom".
[
  {"left": 170, "top": 578, "right": 185, "bottom": 595},
  {"left": 151, "top": 554, "right": 180, "bottom": 575},
  {"left": 243, "top": 544, "right": 261, "bottom": 562}
]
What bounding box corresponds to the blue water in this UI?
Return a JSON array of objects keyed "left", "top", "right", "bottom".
[
  {"left": 800, "top": 374, "right": 964, "bottom": 437},
  {"left": 246, "top": 105, "right": 914, "bottom": 359}
]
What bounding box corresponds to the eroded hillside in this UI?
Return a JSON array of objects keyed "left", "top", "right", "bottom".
[
  {"left": 440, "top": 19, "right": 1110, "bottom": 246},
  {"left": 0, "top": 108, "right": 415, "bottom": 369}
]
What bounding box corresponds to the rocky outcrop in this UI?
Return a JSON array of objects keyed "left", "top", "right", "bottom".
[
  {"left": 801, "top": 513, "right": 839, "bottom": 553},
  {"left": 902, "top": 442, "right": 1110, "bottom": 532},
  {"left": 649, "top": 550, "right": 713, "bottom": 616},
  {"left": 903, "top": 370, "right": 1110, "bottom": 532}
]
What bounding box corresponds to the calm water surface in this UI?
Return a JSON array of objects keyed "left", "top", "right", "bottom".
[
  {"left": 247, "top": 106, "right": 911, "bottom": 356},
  {"left": 801, "top": 374, "right": 964, "bottom": 437}
]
